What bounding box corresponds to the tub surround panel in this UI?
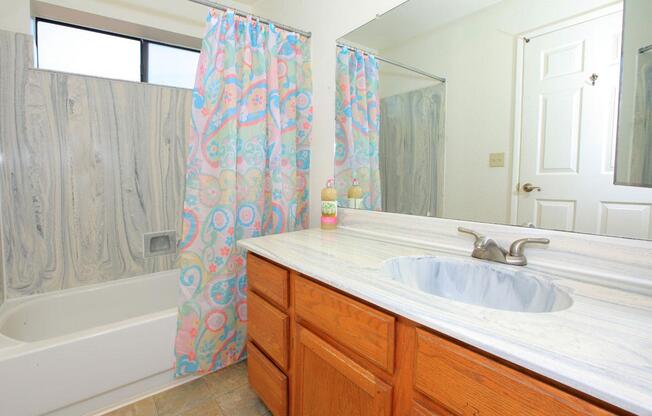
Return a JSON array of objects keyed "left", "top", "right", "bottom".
[
  {"left": 380, "top": 84, "right": 446, "bottom": 217},
  {"left": 238, "top": 213, "right": 652, "bottom": 414},
  {"left": 0, "top": 32, "right": 33, "bottom": 304},
  {"left": 0, "top": 30, "right": 190, "bottom": 298}
]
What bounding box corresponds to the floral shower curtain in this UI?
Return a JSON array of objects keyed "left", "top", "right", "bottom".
[
  {"left": 174, "top": 9, "right": 312, "bottom": 376},
  {"left": 335, "top": 46, "right": 382, "bottom": 210}
]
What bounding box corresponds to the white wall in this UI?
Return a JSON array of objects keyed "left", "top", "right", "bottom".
[
  {"left": 253, "top": 0, "right": 408, "bottom": 227},
  {"left": 381, "top": 0, "right": 618, "bottom": 224},
  {"left": 1, "top": 0, "right": 251, "bottom": 47},
  {"left": 0, "top": 0, "right": 31, "bottom": 34}
]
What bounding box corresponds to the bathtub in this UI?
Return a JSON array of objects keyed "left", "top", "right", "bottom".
[{"left": 0, "top": 269, "right": 183, "bottom": 416}]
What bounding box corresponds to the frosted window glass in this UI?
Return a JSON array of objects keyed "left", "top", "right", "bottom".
[
  {"left": 148, "top": 43, "right": 199, "bottom": 89},
  {"left": 37, "top": 21, "right": 141, "bottom": 82}
]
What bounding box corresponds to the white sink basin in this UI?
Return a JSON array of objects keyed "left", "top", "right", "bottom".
[{"left": 381, "top": 256, "right": 572, "bottom": 313}]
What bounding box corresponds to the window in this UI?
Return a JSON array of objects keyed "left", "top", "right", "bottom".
[
  {"left": 34, "top": 19, "right": 200, "bottom": 89},
  {"left": 36, "top": 20, "right": 141, "bottom": 82},
  {"left": 147, "top": 42, "right": 200, "bottom": 89}
]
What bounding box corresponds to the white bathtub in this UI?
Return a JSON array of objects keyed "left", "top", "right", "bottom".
[{"left": 0, "top": 270, "right": 182, "bottom": 416}]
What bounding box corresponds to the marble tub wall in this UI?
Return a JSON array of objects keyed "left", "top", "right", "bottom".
[{"left": 0, "top": 31, "right": 191, "bottom": 298}]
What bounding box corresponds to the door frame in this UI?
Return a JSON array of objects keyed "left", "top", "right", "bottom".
[{"left": 508, "top": 2, "right": 624, "bottom": 224}]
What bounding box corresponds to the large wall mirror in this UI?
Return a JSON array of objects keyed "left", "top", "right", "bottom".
[
  {"left": 334, "top": 0, "right": 652, "bottom": 240},
  {"left": 615, "top": 0, "right": 652, "bottom": 188}
]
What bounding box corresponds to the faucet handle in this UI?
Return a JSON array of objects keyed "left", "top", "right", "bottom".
[
  {"left": 509, "top": 237, "right": 550, "bottom": 257},
  {"left": 458, "top": 227, "right": 485, "bottom": 244}
]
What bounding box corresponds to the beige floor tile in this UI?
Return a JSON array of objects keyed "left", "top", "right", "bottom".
[
  {"left": 180, "top": 397, "right": 225, "bottom": 416},
  {"left": 153, "top": 378, "right": 212, "bottom": 416},
  {"left": 110, "top": 360, "right": 272, "bottom": 416},
  {"left": 216, "top": 384, "right": 270, "bottom": 416},
  {"left": 203, "top": 361, "right": 249, "bottom": 397},
  {"left": 104, "top": 397, "right": 157, "bottom": 416}
]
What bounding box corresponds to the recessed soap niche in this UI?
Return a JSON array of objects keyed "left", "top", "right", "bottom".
[{"left": 143, "top": 230, "right": 178, "bottom": 258}]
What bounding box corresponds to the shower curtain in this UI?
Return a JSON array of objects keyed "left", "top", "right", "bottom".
[
  {"left": 174, "top": 9, "right": 312, "bottom": 376},
  {"left": 632, "top": 49, "right": 652, "bottom": 184},
  {"left": 335, "top": 46, "right": 382, "bottom": 210}
]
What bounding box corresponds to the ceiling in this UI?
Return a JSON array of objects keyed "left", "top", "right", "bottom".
[{"left": 341, "top": 0, "right": 503, "bottom": 51}]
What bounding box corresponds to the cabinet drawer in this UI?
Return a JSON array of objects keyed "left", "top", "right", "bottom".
[
  {"left": 248, "top": 253, "right": 289, "bottom": 309},
  {"left": 247, "top": 342, "right": 288, "bottom": 416},
  {"left": 414, "top": 329, "right": 613, "bottom": 416},
  {"left": 248, "top": 291, "right": 289, "bottom": 370},
  {"left": 295, "top": 276, "right": 395, "bottom": 373}
]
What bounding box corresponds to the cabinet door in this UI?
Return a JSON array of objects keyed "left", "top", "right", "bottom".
[{"left": 294, "top": 325, "right": 392, "bottom": 416}]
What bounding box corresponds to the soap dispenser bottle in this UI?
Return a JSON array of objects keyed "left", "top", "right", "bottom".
[
  {"left": 347, "top": 178, "right": 363, "bottom": 209},
  {"left": 321, "top": 178, "right": 338, "bottom": 230}
]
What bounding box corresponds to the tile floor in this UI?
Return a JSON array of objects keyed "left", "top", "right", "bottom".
[{"left": 105, "top": 361, "right": 270, "bottom": 416}]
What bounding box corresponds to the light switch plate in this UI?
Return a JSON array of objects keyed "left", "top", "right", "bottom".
[{"left": 489, "top": 152, "right": 505, "bottom": 167}]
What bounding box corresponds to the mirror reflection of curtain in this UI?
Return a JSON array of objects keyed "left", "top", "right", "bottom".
[
  {"left": 632, "top": 50, "right": 652, "bottom": 184},
  {"left": 380, "top": 84, "right": 446, "bottom": 216},
  {"left": 335, "top": 47, "right": 382, "bottom": 210}
]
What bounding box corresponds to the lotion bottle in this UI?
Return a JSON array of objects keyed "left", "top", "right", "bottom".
[
  {"left": 320, "top": 178, "right": 338, "bottom": 230},
  {"left": 347, "top": 178, "right": 363, "bottom": 209}
]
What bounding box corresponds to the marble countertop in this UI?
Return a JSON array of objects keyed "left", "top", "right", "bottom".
[{"left": 239, "top": 227, "right": 652, "bottom": 415}]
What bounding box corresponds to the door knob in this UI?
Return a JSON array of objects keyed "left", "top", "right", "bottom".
[
  {"left": 522, "top": 183, "right": 541, "bottom": 192},
  {"left": 589, "top": 73, "right": 599, "bottom": 86}
]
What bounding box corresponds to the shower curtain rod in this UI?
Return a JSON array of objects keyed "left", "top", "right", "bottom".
[
  {"left": 188, "top": 0, "right": 312, "bottom": 38},
  {"left": 337, "top": 42, "right": 446, "bottom": 83}
]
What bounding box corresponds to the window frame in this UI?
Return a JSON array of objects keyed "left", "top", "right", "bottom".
[{"left": 34, "top": 17, "right": 200, "bottom": 86}]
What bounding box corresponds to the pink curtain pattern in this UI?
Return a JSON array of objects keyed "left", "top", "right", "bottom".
[
  {"left": 174, "top": 9, "right": 312, "bottom": 376},
  {"left": 335, "top": 46, "right": 382, "bottom": 210}
]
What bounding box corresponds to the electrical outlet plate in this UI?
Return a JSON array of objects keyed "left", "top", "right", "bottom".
[{"left": 489, "top": 152, "right": 505, "bottom": 167}]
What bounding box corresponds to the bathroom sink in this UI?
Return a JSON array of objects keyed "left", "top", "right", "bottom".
[{"left": 380, "top": 256, "right": 572, "bottom": 313}]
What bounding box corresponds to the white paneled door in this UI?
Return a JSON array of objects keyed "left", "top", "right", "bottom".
[{"left": 517, "top": 8, "right": 652, "bottom": 239}]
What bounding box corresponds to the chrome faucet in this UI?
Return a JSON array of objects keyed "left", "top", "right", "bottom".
[{"left": 458, "top": 227, "right": 549, "bottom": 266}]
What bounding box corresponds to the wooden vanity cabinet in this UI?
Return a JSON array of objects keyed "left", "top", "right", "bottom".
[
  {"left": 245, "top": 253, "right": 624, "bottom": 416},
  {"left": 294, "top": 276, "right": 395, "bottom": 373},
  {"left": 246, "top": 254, "right": 290, "bottom": 415},
  {"left": 413, "top": 329, "right": 614, "bottom": 416},
  {"left": 294, "top": 324, "right": 392, "bottom": 415},
  {"left": 247, "top": 341, "right": 288, "bottom": 416}
]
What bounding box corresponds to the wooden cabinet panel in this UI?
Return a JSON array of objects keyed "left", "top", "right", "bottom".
[
  {"left": 248, "top": 291, "right": 289, "bottom": 370},
  {"left": 294, "top": 325, "right": 392, "bottom": 416},
  {"left": 412, "top": 401, "right": 446, "bottom": 416},
  {"left": 294, "top": 276, "right": 395, "bottom": 373},
  {"left": 247, "top": 342, "right": 288, "bottom": 416},
  {"left": 248, "top": 253, "right": 289, "bottom": 309},
  {"left": 414, "top": 329, "right": 614, "bottom": 416}
]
